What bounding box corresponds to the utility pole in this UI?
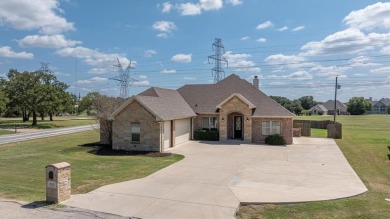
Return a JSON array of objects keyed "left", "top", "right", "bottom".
[
  {"left": 208, "top": 38, "right": 228, "bottom": 83},
  {"left": 333, "top": 75, "right": 341, "bottom": 122},
  {"left": 39, "top": 62, "right": 51, "bottom": 74}
]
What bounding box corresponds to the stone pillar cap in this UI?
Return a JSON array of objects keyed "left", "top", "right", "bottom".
[{"left": 46, "top": 162, "right": 71, "bottom": 169}]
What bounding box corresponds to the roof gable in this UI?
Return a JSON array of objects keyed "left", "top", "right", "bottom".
[{"left": 216, "top": 93, "right": 256, "bottom": 109}]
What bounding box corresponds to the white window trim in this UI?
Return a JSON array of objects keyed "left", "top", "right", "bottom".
[
  {"left": 262, "top": 121, "right": 281, "bottom": 136},
  {"left": 131, "top": 123, "right": 140, "bottom": 143},
  {"left": 202, "top": 116, "right": 218, "bottom": 130}
]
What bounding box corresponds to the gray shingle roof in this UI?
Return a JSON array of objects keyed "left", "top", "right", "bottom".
[
  {"left": 110, "top": 87, "right": 196, "bottom": 121},
  {"left": 322, "top": 100, "right": 347, "bottom": 111},
  {"left": 136, "top": 87, "right": 197, "bottom": 121},
  {"left": 177, "top": 74, "right": 294, "bottom": 117},
  {"left": 379, "top": 98, "right": 390, "bottom": 106},
  {"left": 310, "top": 104, "right": 327, "bottom": 112}
]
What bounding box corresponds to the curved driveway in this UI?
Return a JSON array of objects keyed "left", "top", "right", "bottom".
[{"left": 65, "top": 138, "right": 367, "bottom": 219}]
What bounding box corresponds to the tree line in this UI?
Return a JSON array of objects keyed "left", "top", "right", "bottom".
[{"left": 0, "top": 69, "right": 76, "bottom": 125}]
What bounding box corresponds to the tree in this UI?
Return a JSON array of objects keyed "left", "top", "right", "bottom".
[
  {"left": 290, "top": 99, "right": 304, "bottom": 115},
  {"left": 93, "top": 94, "right": 124, "bottom": 145},
  {"left": 5, "top": 69, "right": 71, "bottom": 125},
  {"left": 78, "top": 92, "right": 100, "bottom": 115},
  {"left": 0, "top": 77, "right": 8, "bottom": 115},
  {"left": 347, "top": 97, "right": 372, "bottom": 115},
  {"left": 298, "top": 96, "right": 317, "bottom": 110},
  {"left": 270, "top": 96, "right": 292, "bottom": 108}
]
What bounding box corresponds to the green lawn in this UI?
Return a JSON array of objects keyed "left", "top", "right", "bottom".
[
  {"left": 238, "top": 115, "right": 390, "bottom": 219},
  {"left": 0, "top": 130, "right": 183, "bottom": 202},
  {"left": 0, "top": 116, "right": 96, "bottom": 135},
  {"left": 311, "top": 128, "right": 327, "bottom": 138}
]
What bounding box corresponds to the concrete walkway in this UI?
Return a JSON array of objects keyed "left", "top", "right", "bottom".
[{"left": 65, "top": 138, "right": 367, "bottom": 218}]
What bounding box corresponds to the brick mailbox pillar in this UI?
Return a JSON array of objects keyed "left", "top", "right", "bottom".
[{"left": 46, "top": 162, "right": 71, "bottom": 203}]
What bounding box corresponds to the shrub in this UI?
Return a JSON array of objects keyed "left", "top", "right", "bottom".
[
  {"left": 194, "top": 129, "right": 219, "bottom": 141},
  {"left": 265, "top": 134, "right": 286, "bottom": 145}
]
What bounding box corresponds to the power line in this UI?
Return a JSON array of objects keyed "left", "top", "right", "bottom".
[
  {"left": 109, "top": 59, "right": 137, "bottom": 99},
  {"left": 208, "top": 38, "right": 228, "bottom": 83}
]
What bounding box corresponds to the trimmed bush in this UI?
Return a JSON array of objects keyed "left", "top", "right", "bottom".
[
  {"left": 194, "top": 129, "right": 219, "bottom": 141},
  {"left": 265, "top": 134, "right": 286, "bottom": 145}
]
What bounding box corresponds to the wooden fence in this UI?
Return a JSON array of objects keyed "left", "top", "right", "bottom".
[{"left": 293, "top": 120, "right": 342, "bottom": 139}]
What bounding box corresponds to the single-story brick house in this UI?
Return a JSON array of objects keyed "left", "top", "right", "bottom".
[
  {"left": 108, "top": 74, "right": 295, "bottom": 152},
  {"left": 309, "top": 100, "right": 348, "bottom": 115}
]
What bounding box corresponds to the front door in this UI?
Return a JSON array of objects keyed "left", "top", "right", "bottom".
[{"left": 234, "top": 116, "right": 243, "bottom": 139}]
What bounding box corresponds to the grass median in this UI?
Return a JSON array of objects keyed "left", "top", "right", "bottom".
[
  {"left": 238, "top": 115, "right": 390, "bottom": 218},
  {"left": 0, "top": 130, "right": 183, "bottom": 202}
]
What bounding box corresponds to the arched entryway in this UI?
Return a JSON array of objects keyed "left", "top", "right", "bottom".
[{"left": 227, "top": 112, "right": 244, "bottom": 140}]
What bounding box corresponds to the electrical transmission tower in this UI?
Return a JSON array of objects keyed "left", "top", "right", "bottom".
[
  {"left": 109, "top": 59, "right": 137, "bottom": 99},
  {"left": 208, "top": 38, "right": 228, "bottom": 83},
  {"left": 39, "top": 62, "right": 52, "bottom": 74}
]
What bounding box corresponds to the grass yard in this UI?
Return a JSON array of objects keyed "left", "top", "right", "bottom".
[
  {"left": 0, "top": 116, "right": 96, "bottom": 135},
  {"left": 238, "top": 115, "right": 390, "bottom": 219},
  {"left": 0, "top": 130, "right": 183, "bottom": 202},
  {"left": 311, "top": 128, "right": 327, "bottom": 138}
]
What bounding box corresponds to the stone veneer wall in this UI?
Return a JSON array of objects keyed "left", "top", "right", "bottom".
[
  {"left": 112, "top": 100, "right": 161, "bottom": 151},
  {"left": 219, "top": 96, "right": 252, "bottom": 142},
  {"left": 252, "top": 117, "right": 293, "bottom": 144}
]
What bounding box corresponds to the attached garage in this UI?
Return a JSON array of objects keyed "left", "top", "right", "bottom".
[
  {"left": 174, "top": 118, "right": 191, "bottom": 145},
  {"left": 163, "top": 121, "right": 171, "bottom": 149}
]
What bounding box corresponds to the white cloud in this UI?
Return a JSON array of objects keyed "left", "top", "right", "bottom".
[
  {"left": 226, "top": 0, "right": 242, "bottom": 6},
  {"left": 265, "top": 54, "right": 305, "bottom": 66},
  {"left": 133, "top": 80, "right": 150, "bottom": 87},
  {"left": 241, "top": 36, "right": 249, "bottom": 40},
  {"left": 18, "top": 35, "right": 81, "bottom": 48},
  {"left": 0, "top": 0, "right": 75, "bottom": 34},
  {"left": 283, "top": 71, "right": 313, "bottom": 80},
  {"left": 139, "top": 75, "right": 147, "bottom": 79},
  {"left": 343, "top": 2, "right": 390, "bottom": 30},
  {"left": 370, "top": 67, "right": 390, "bottom": 74},
  {"left": 161, "top": 2, "right": 173, "bottom": 13},
  {"left": 349, "top": 56, "right": 381, "bottom": 67},
  {"left": 152, "top": 20, "right": 176, "bottom": 38},
  {"left": 277, "top": 26, "right": 288, "bottom": 32},
  {"left": 177, "top": 2, "right": 202, "bottom": 15},
  {"left": 224, "top": 51, "right": 261, "bottom": 73},
  {"left": 161, "top": 69, "right": 177, "bottom": 74},
  {"left": 76, "top": 76, "right": 108, "bottom": 85},
  {"left": 300, "top": 28, "right": 371, "bottom": 56},
  {"left": 381, "top": 46, "right": 390, "bottom": 54},
  {"left": 171, "top": 53, "right": 192, "bottom": 63},
  {"left": 292, "top": 26, "right": 305, "bottom": 32},
  {"left": 310, "top": 65, "right": 350, "bottom": 78},
  {"left": 256, "top": 37, "right": 266, "bottom": 43},
  {"left": 0, "top": 46, "right": 33, "bottom": 59},
  {"left": 256, "top": 21, "right": 273, "bottom": 30},
  {"left": 200, "top": 0, "right": 223, "bottom": 11},
  {"left": 144, "top": 49, "right": 157, "bottom": 57},
  {"left": 56, "top": 46, "right": 130, "bottom": 74}
]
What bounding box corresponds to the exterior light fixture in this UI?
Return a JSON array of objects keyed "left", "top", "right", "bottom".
[
  {"left": 221, "top": 117, "right": 225, "bottom": 122},
  {"left": 246, "top": 117, "right": 249, "bottom": 122}
]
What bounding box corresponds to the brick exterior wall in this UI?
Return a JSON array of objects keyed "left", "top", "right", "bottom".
[
  {"left": 252, "top": 117, "right": 293, "bottom": 144},
  {"left": 193, "top": 114, "right": 219, "bottom": 131},
  {"left": 219, "top": 96, "right": 252, "bottom": 143},
  {"left": 112, "top": 100, "right": 161, "bottom": 151}
]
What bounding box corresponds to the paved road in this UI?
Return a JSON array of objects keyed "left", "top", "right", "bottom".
[
  {"left": 0, "top": 125, "right": 99, "bottom": 145},
  {"left": 65, "top": 138, "right": 367, "bottom": 219}
]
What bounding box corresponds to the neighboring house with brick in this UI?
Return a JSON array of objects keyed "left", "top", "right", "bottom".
[
  {"left": 367, "top": 98, "right": 390, "bottom": 114},
  {"left": 108, "top": 74, "right": 295, "bottom": 152},
  {"left": 309, "top": 100, "right": 348, "bottom": 116}
]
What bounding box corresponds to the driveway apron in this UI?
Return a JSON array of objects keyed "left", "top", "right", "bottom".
[{"left": 65, "top": 137, "right": 367, "bottom": 218}]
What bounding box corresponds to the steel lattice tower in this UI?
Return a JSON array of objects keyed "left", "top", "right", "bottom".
[
  {"left": 208, "top": 38, "right": 228, "bottom": 83},
  {"left": 109, "top": 59, "right": 137, "bottom": 99}
]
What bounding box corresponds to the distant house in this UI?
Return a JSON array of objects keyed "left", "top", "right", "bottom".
[
  {"left": 368, "top": 98, "right": 390, "bottom": 114},
  {"left": 108, "top": 74, "right": 295, "bottom": 152},
  {"left": 310, "top": 100, "right": 348, "bottom": 116}
]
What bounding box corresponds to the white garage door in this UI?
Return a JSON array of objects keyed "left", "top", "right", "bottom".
[
  {"left": 175, "top": 118, "right": 191, "bottom": 146},
  {"left": 163, "top": 121, "right": 171, "bottom": 149}
]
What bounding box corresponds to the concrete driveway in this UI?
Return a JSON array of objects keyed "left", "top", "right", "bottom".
[{"left": 65, "top": 137, "right": 367, "bottom": 219}]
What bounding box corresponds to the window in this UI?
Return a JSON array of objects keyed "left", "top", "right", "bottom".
[
  {"left": 202, "top": 117, "right": 218, "bottom": 130},
  {"left": 262, "top": 121, "right": 280, "bottom": 135},
  {"left": 131, "top": 123, "right": 140, "bottom": 143}
]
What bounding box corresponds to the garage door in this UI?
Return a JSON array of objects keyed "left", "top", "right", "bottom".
[
  {"left": 174, "top": 118, "right": 191, "bottom": 145},
  {"left": 163, "top": 121, "right": 171, "bottom": 149}
]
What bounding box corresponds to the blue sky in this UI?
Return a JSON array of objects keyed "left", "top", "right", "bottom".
[{"left": 1, "top": 0, "right": 390, "bottom": 102}]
